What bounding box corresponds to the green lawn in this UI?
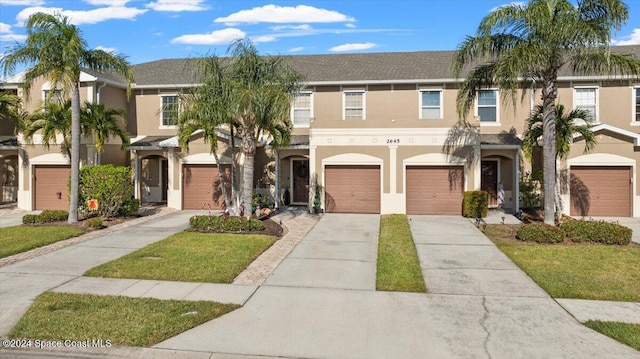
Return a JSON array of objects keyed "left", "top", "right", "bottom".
[
  {"left": 85, "top": 232, "right": 277, "bottom": 283},
  {"left": 0, "top": 226, "right": 86, "bottom": 259},
  {"left": 585, "top": 321, "right": 640, "bottom": 351},
  {"left": 9, "top": 292, "right": 238, "bottom": 347},
  {"left": 484, "top": 224, "right": 640, "bottom": 301},
  {"left": 376, "top": 214, "right": 426, "bottom": 293}
]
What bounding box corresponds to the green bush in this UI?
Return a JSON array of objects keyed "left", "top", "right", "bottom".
[
  {"left": 463, "top": 191, "right": 488, "bottom": 218},
  {"left": 516, "top": 223, "right": 565, "bottom": 243},
  {"left": 561, "top": 220, "right": 632, "bottom": 245},
  {"left": 79, "top": 165, "right": 135, "bottom": 218},
  {"left": 38, "top": 210, "right": 69, "bottom": 223},
  {"left": 252, "top": 192, "right": 274, "bottom": 209},
  {"left": 519, "top": 170, "right": 543, "bottom": 209},
  {"left": 22, "top": 214, "right": 40, "bottom": 224},
  {"left": 118, "top": 197, "right": 140, "bottom": 217},
  {"left": 84, "top": 217, "right": 105, "bottom": 230},
  {"left": 189, "top": 215, "right": 265, "bottom": 232}
]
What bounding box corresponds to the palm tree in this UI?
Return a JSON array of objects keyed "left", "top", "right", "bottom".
[
  {"left": 451, "top": 0, "right": 640, "bottom": 224},
  {"left": 1, "top": 12, "right": 134, "bottom": 223},
  {"left": 522, "top": 104, "right": 598, "bottom": 217},
  {"left": 23, "top": 99, "right": 72, "bottom": 158},
  {"left": 227, "top": 40, "right": 304, "bottom": 214},
  {"left": 0, "top": 91, "right": 28, "bottom": 135},
  {"left": 81, "top": 101, "right": 129, "bottom": 165},
  {"left": 178, "top": 56, "right": 235, "bottom": 208}
]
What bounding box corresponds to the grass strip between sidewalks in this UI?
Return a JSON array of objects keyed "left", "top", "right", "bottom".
[
  {"left": 376, "top": 214, "right": 426, "bottom": 293},
  {"left": 484, "top": 224, "right": 640, "bottom": 302},
  {"left": 584, "top": 321, "right": 640, "bottom": 351},
  {"left": 84, "top": 232, "right": 277, "bottom": 283},
  {"left": 9, "top": 292, "right": 239, "bottom": 347},
  {"left": 0, "top": 226, "right": 86, "bottom": 259}
]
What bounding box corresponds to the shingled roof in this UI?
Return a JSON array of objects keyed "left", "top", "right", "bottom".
[{"left": 129, "top": 45, "right": 640, "bottom": 87}]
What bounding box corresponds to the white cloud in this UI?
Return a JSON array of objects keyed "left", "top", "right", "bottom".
[
  {"left": 215, "top": 5, "right": 355, "bottom": 26},
  {"left": 490, "top": 2, "right": 525, "bottom": 12},
  {"left": 95, "top": 45, "right": 117, "bottom": 53},
  {"left": 288, "top": 46, "right": 305, "bottom": 52},
  {"left": 146, "top": 0, "right": 208, "bottom": 12},
  {"left": 0, "top": 0, "right": 44, "bottom": 5},
  {"left": 253, "top": 35, "right": 276, "bottom": 43},
  {"left": 329, "top": 42, "right": 377, "bottom": 52},
  {"left": 612, "top": 28, "right": 640, "bottom": 46},
  {"left": 84, "top": 0, "right": 129, "bottom": 5},
  {"left": 270, "top": 24, "right": 311, "bottom": 31},
  {"left": 171, "top": 28, "right": 246, "bottom": 45},
  {"left": 345, "top": 23, "right": 356, "bottom": 29},
  {"left": 16, "top": 6, "right": 148, "bottom": 25},
  {"left": 0, "top": 22, "right": 26, "bottom": 42}
]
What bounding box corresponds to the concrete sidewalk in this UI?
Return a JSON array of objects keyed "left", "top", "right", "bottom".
[{"left": 0, "top": 210, "right": 198, "bottom": 337}]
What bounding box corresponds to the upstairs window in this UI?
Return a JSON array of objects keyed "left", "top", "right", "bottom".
[
  {"left": 43, "top": 89, "right": 63, "bottom": 104},
  {"left": 344, "top": 91, "right": 365, "bottom": 120},
  {"left": 477, "top": 90, "right": 498, "bottom": 122},
  {"left": 161, "top": 95, "right": 178, "bottom": 127},
  {"left": 635, "top": 88, "right": 640, "bottom": 122},
  {"left": 292, "top": 92, "right": 312, "bottom": 127},
  {"left": 420, "top": 90, "right": 442, "bottom": 119},
  {"left": 574, "top": 87, "right": 597, "bottom": 122}
]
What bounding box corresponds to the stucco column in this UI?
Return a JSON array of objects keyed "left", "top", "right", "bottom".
[
  {"left": 17, "top": 147, "right": 29, "bottom": 210},
  {"left": 473, "top": 145, "right": 481, "bottom": 190},
  {"left": 515, "top": 150, "right": 520, "bottom": 212},
  {"left": 274, "top": 150, "right": 279, "bottom": 209},
  {"left": 133, "top": 150, "right": 139, "bottom": 200},
  {"left": 309, "top": 145, "right": 317, "bottom": 213},
  {"left": 389, "top": 145, "right": 397, "bottom": 194}
]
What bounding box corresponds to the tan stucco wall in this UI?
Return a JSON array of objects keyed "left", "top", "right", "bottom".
[{"left": 129, "top": 89, "right": 180, "bottom": 136}]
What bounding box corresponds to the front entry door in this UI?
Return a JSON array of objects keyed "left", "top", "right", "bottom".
[
  {"left": 292, "top": 159, "right": 309, "bottom": 204},
  {"left": 481, "top": 160, "right": 498, "bottom": 207}
]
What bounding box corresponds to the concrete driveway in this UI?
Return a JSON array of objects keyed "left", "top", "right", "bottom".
[{"left": 155, "top": 214, "right": 639, "bottom": 359}]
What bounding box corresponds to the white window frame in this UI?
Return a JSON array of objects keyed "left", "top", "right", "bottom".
[
  {"left": 160, "top": 94, "right": 179, "bottom": 128},
  {"left": 419, "top": 89, "right": 443, "bottom": 120},
  {"left": 573, "top": 86, "right": 599, "bottom": 123},
  {"left": 343, "top": 90, "right": 366, "bottom": 120},
  {"left": 291, "top": 91, "right": 313, "bottom": 128},
  {"left": 632, "top": 85, "right": 640, "bottom": 126},
  {"left": 475, "top": 89, "right": 500, "bottom": 125}
]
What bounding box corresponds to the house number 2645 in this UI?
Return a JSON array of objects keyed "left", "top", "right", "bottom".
[{"left": 386, "top": 139, "right": 400, "bottom": 144}]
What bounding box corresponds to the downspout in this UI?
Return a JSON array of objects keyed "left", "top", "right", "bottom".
[
  {"left": 95, "top": 82, "right": 107, "bottom": 165},
  {"left": 133, "top": 149, "right": 140, "bottom": 200}
]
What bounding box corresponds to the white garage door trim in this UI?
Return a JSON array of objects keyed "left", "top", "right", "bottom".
[{"left": 321, "top": 153, "right": 383, "bottom": 213}]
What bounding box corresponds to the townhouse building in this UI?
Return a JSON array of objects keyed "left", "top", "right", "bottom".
[{"left": 1, "top": 45, "right": 639, "bottom": 218}]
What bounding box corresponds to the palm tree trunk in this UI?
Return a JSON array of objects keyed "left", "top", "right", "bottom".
[
  {"left": 541, "top": 78, "right": 557, "bottom": 225},
  {"left": 230, "top": 126, "right": 238, "bottom": 213},
  {"left": 241, "top": 129, "right": 256, "bottom": 218},
  {"left": 68, "top": 83, "right": 81, "bottom": 223},
  {"left": 211, "top": 150, "right": 230, "bottom": 208}
]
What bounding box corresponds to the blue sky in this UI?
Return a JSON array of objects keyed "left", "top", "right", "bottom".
[{"left": 1, "top": 0, "right": 640, "bottom": 71}]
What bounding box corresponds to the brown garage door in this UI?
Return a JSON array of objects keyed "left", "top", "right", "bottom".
[
  {"left": 570, "top": 166, "right": 631, "bottom": 217},
  {"left": 182, "top": 164, "right": 231, "bottom": 210},
  {"left": 34, "top": 165, "right": 71, "bottom": 210},
  {"left": 406, "top": 166, "right": 464, "bottom": 215},
  {"left": 324, "top": 165, "right": 380, "bottom": 213}
]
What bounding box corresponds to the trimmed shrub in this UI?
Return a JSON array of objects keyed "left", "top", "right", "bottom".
[
  {"left": 38, "top": 210, "right": 69, "bottom": 223},
  {"left": 79, "top": 165, "right": 135, "bottom": 218},
  {"left": 516, "top": 223, "right": 564, "bottom": 244},
  {"left": 561, "top": 220, "right": 632, "bottom": 245},
  {"left": 22, "top": 214, "right": 40, "bottom": 224},
  {"left": 84, "top": 217, "right": 105, "bottom": 230},
  {"left": 463, "top": 191, "right": 489, "bottom": 218},
  {"left": 189, "top": 215, "right": 265, "bottom": 232},
  {"left": 118, "top": 197, "right": 140, "bottom": 217}
]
